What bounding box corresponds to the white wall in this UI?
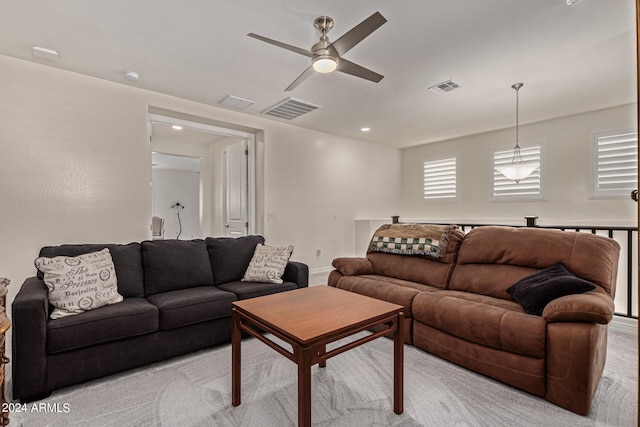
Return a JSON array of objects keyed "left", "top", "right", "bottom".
[
  {"left": 260, "top": 127, "right": 402, "bottom": 269},
  {"left": 0, "top": 55, "right": 401, "bottom": 309},
  {"left": 401, "top": 104, "right": 638, "bottom": 226}
]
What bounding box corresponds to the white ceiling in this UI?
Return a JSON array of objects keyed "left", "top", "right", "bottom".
[{"left": 0, "top": 1, "right": 636, "bottom": 149}]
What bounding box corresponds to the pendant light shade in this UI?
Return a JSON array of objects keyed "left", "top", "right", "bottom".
[{"left": 496, "top": 83, "right": 539, "bottom": 183}]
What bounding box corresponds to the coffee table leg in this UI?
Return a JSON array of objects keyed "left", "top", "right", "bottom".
[
  {"left": 297, "top": 346, "right": 312, "bottom": 427},
  {"left": 394, "top": 312, "right": 404, "bottom": 414},
  {"left": 319, "top": 344, "right": 326, "bottom": 368},
  {"left": 232, "top": 308, "right": 241, "bottom": 407}
]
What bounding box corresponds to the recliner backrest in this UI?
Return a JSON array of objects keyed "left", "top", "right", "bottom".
[{"left": 448, "top": 226, "right": 620, "bottom": 299}]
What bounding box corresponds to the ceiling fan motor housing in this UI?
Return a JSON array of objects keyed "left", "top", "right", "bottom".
[{"left": 314, "top": 16, "right": 334, "bottom": 34}]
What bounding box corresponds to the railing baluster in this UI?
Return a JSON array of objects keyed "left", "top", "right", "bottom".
[{"left": 627, "top": 230, "right": 633, "bottom": 318}]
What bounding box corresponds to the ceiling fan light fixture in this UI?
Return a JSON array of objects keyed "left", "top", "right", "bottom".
[{"left": 312, "top": 55, "right": 338, "bottom": 73}]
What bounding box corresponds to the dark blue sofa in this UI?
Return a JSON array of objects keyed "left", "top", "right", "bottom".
[{"left": 12, "top": 235, "right": 308, "bottom": 401}]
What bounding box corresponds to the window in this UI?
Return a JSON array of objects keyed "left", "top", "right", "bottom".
[
  {"left": 593, "top": 130, "right": 638, "bottom": 198},
  {"left": 423, "top": 157, "right": 458, "bottom": 201},
  {"left": 492, "top": 145, "right": 542, "bottom": 200}
]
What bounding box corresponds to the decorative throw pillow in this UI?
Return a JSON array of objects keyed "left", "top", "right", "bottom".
[
  {"left": 34, "top": 248, "right": 124, "bottom": 319},
  {"left": 506, "top": 263, "right": 596, "bottom": 316},
  {"left": 242, "top": 244, "right": 294, "bottom": 284}
]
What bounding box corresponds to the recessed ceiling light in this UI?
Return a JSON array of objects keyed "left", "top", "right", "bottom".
[
  {"left": 124, "top": 71, "right": 140, "bottom": 82},
  {"left": 32, "top": 46, "right": 59, "bottom": 61},
  {"left": 566, "top": 0, "right": 579, "bottom": 4},
  {"left": 171, "top": 125, "right": 183, "bottom": 131},
  {"left": 361, "top": 127, "right": 370, "bottom": 132}
]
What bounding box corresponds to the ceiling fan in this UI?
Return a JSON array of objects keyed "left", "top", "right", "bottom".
[{"left": 248, "top": 11, "right": 387, "bottom": 91}]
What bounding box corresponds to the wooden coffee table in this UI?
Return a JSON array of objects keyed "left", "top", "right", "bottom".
[{"left": 231, "top": 285, "right": 404, "bottom": 427}]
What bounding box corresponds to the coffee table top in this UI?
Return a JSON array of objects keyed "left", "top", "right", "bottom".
[{"left": 232, "top": 286, "right": 403, "bottom": 345}]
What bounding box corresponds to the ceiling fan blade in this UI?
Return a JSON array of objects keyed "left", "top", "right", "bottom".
[
  {"left": 285, "top": 65, "right": 315, "bottom": 91},
  {"left": 247, "top": 33, "right": 313, "bottom": 57},
  {"left": 330, "top": 12, "right": 387, "bottom": 57},
  {"left": 336, "top": 58, "right": 384, "bottom": 83}
]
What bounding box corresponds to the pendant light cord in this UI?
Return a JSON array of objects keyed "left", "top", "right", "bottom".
[{"left": 512, "top": 82, "right": 523, "bottom": 150}]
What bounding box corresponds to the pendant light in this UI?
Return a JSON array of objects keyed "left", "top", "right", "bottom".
[{"left": 496, "top": 83, "right": 539, "bottom": 183}]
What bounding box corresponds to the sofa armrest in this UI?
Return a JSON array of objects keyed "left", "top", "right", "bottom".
[
  {"left": 12, "top": 277, "right": 51, "bottom": 401},
  {"left": 331, "top": 257, "right": 374, "bottom": 276},
  {"left": 283, "top": 261, "right": 309, "bottom": 288},
  {"left": 542, "top": 292, "right": 615, "bottom": 324}
]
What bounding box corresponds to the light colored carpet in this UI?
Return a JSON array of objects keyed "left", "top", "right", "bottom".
[{"left": 8, "top": 328, "right": 637, "bottom": 426}]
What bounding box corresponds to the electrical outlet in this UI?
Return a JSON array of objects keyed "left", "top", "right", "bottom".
[{"left": 316, "top": 248, "right": 322, "bottom": 258}]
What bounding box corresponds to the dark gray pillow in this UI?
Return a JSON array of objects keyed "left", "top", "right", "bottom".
[
  {"left": 205, "top": 236, "right": 265, "bottom": 285},
  {"left": 142, "top": 239, "right": 213, "bottom": 296},
  {"left": 38, "top": 243, "right": 144, "bottom": 298},
  {"left": 506, "top": 262, "right": 596, "bottom": 316}
]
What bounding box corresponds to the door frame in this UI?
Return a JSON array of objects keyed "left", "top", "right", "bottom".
[{"left": 148, "top": 113, "right": 257, "bottom": 236}]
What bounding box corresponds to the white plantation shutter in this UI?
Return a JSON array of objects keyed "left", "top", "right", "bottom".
[
  {"left": 423, "top": 157, "right": 457, "bottom": 200},
  {"left": 493, "top": 146, "right": 542, "bottom": 200},
  {"left": 594, "top": 130, "right": 638, "bottom": 198}
]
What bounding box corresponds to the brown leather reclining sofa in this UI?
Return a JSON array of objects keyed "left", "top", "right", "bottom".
[{"left": 329, "top": 225, "right": 620, "bottom": 415}]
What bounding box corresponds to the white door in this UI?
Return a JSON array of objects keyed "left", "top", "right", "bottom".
[{"left": 224, "top": 140, "right": 248, "bottom": 236}]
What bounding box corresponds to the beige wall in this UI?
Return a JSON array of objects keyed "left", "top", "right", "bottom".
[
  {"left": 401, "top": 104, "right": 638, "bottom": 226},
  {"left": 0, "top": 55, "right": 402, "bottom": 307},
  {"left": 1, "top": 51, "right": 636, "bottom": 308}
]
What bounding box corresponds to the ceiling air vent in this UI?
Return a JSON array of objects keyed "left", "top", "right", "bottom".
[
  {"left": 428, "top": 79, "right": 461, "bottom": 93},
  {"left": 219, "top": 95, "right": 255, "bottom": 110},
  {"left": 263, "top": 98, "right": 320, "bottom": 120}
]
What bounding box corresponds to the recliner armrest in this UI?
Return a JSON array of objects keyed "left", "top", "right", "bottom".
[
  {"left": 283, "top": 261, "right": 309, "bottom": 288},
  {"left": 12, "top": 277, "right": 51, "bottom": 401},
  {"left": 542, "top": 292, "right": 614, "bottom": 324},
  {"left": 331, "top": 257, "right": 374, "bottom": 276}
]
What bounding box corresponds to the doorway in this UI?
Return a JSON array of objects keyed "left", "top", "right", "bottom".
[
  {"left": 151, "top": 152, "right": 202, "bottom": 240},
  {"left": 148, "top": 111, "right": 258, "bottom": 238}
]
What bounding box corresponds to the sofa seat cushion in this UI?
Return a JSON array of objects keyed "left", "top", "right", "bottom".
[
  {"left": 47, "top": 298, "right": 158, "bottom": 354},
  {"left": 331, "top": 275, "right": 421, "bottom": 344},
  {"left": 412, "top": 290, "right": 546, "bottom": 358},
  {"left": 217, "top": 281, "right": 297, "bottom": 300},
  {"left": 146, "top": 287, "right": 237, "bottom": 330}
]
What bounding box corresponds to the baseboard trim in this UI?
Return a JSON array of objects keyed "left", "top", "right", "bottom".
[
  {"left": 309, "top": 266, "right": 333, "bottom": 275},
  {"left": 610, "top": 316, "right": 638, "bottom": 335}
]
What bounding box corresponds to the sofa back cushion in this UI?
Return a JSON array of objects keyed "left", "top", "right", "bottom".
[
  {"left": 205, "top": 235, "right": 265, "bottom": 285},
  {"left": 38, "top": 243, "right": 144, "bottom": 298},
  {"left": 142, "top": 239, "right": 213, "bottom": 296},
  {"left": 448, "top": 226, "right": 620, "bottom": 299},
  {"left": 366, "top": 227, "right": 465, "bottom": 289}
]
